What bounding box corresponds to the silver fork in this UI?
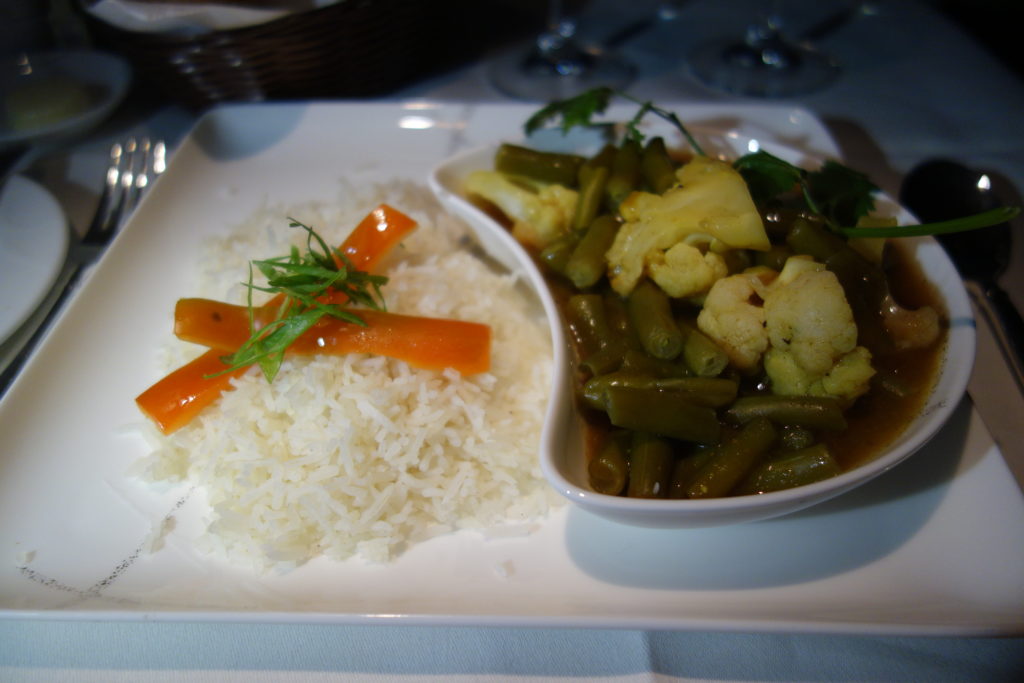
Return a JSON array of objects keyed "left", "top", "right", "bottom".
[{"left": 0, "top": 137, "right": 166, "bottom": 397}]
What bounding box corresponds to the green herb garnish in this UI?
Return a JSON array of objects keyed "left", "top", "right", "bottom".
[
  {"left": 217, "top": 218, "right": 388, "bottom": 382},
  {"left": 524, "top": 87, "right": 707, "bottom": 157},
  {"left": 524, "top": 88, "right": 1020, "bottom": 239}
]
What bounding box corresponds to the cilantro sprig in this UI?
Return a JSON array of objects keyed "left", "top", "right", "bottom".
[
  {"left": 523, "top": 88, "right": 1020, "bottom": 239},
  {"left": 218, "top": 218, "right": 388, "bottom": 382},
  {"left": 524, "top": 87, "right": 707, "bottom": 157}
]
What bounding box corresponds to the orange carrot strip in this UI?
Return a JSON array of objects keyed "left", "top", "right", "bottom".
[
  {"left": 137, "top": 205, "right": 419, "bottom": 435},
  {"left": 174, "top": 298, "right": 491, "bottom": 375},
  {"left": 135, "top": 348, "right": 248, "bottom": 435}
]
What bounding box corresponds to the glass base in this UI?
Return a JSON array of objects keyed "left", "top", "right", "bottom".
[
  {"left": 487, "top": 40, "right": 635, "bottom": 102},
  {"left": 688, "top": 36, "right": 840, "bottom": 98}
]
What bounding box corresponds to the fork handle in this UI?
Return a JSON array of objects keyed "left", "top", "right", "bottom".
[{"left": 0, "top": 261, "right": 84, "bottom": 399}]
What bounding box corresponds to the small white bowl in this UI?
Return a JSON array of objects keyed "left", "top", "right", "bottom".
[
  {"left": 428, "top": 135, "right": 974, "bottom": 529},
  {"left": 0, "top": 49, "right": 132, "bottom": 149}
]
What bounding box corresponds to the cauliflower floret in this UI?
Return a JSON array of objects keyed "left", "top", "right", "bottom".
[
  {"left": 648, "top": 242, "right": 729, "bottom": 299},
  {"left": 696, "top": 271, "right": 773, "bottom": 371},
  {"left": 762, "top": 257, "right": 875, "bottom": 399},
  {"left": 606, "top": 156, "right": 769, "bottom": 296},
  {"left": 765, "top": 346, "right": 875, "bottom": 401},
  {"left": 764, "top": 263, "right": 858, "bottom": 376},
  {"left": 881, "top": 295, "right": 941, "bottom": 350},
  {"left": 463, "top": 170, "right": 577, "bottom": 249}
]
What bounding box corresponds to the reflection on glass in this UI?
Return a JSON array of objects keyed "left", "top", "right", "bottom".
[
  {"left": 487, "top": 0, "right": 635, "bottom": 101},
  {"left": 687, "top": 1, "right": 840, "bottom": 98}
]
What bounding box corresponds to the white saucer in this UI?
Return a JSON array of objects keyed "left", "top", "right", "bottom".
[{"left": 0, "top": 175, "right": 69, "bottom": 344}]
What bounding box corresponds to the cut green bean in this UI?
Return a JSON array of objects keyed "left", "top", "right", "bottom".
[
  {"left": 604, "top": 386, "right": 720, "bottom": 443},
  {"left": 627, "top": 432, "right": 675, "bottom": 498},
  {"left": 566, "top": 214, "right": 619, "bottom": 289},
  {"left": 583, "top": 373, "right": 738, "bottom": 411},
  {"left": 733, "top": 443, "right": 841, "bottom": 495},
  {"left": 538, "top": 232, "right": 579, "bottom": 274},
  {"left": 724, "top": 395, "right": 848, "bottom": 431},
  {"left": 605, "top": 140, "right": 642, "bottom": 211},
  {"left": 686, "top": 418, "right": 778, "bottom": 498},
  {"left": 628, "top": 279, "right": 684, "bottom": 360},
  {"left": 579, "top": 337, "right": 628, "bottom": 376},
  {"left": 778, "top": 425, "right": 816, "bottom": 452},
  {"left": 494, "top": 143, "right": 585, "bottom": 187},
  {"left": 620, "top": 349, "right": 692, "bottom": 378},
  {"left": 677, "top": 319, "right": 729, "bottom": 377},
  {"left": 641, "top": 137, "right": 677, "bottom": 194},
  {"left": 573, "top": 165, "right": 610, "bottom": 231},
  {"left": 589, "top": 438, "right": 630, "bottom": 495},
  {"left": 785, "top": 217, "right": 847, "bottom": 262},
  {"left": 668, "top": 447, "right": 716, "bottom": 499},
  {"left": 566, "top": 294, "right": 614, "bottom": 357}
]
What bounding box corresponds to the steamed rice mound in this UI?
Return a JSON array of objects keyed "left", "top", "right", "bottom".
[{"left": 137, "top": 181, "right": 558, "bottom": 569}]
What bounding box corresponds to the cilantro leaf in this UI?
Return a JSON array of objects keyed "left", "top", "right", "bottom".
[
  {"left": 733, "top": 150, "right": 805, "bottom": 203},
  {"left": 806, "top": 160, "right": 879, "bottom": 227},
  {"left": 524, "top": 87, "right": 614, "bottom": 136}
]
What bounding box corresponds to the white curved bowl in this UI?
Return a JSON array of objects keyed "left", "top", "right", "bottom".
[
  {"left": 0, "top": 50, "right": 131, "bottom": 148},
  {"left": 428, "top": 133, "right": 975, "bottom": 528}
]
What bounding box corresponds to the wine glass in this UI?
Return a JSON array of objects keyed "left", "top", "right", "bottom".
[
  {"left": 486, "top": 0, "right": 635, "bottom": 101},
  {"left": 687, "top": 0, "right": 840, "bottom": 97}
]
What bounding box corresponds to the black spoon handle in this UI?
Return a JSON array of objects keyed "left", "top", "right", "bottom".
[{"left": 969, "top": 280, "right": 1024, "bottom": 396}]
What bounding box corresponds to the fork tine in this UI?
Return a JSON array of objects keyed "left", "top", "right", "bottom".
[{"left": 82, "top": 140, "right": 126, "bottom": 243}]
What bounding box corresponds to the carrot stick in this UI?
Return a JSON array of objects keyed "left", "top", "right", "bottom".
[
  {"left": 174, "top": 298, "right": 491, "bottom": 375},
  {"left": 135, "top": 348, "right": 248, "bottom": 435},
  {"left": 136, "top": 204, "right": 423, "bottom": 435}
]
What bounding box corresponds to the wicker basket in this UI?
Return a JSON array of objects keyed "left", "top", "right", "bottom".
[{"left": 84, "top": 0, "right": 523, "bottom": 110}]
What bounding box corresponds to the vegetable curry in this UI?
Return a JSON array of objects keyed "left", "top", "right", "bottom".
[{"left": 463, "top": 90, "right": 978, "bottom": 500}]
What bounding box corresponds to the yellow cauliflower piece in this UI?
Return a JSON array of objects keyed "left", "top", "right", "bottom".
[
  {"left": 606, "top": 156, "right": 770, "bottom": 296},
  {"left": 764, "top": 346, "right": 875, "bottom": 401},
  {"left": 463, "top": 170, "right": 577, "bottom": 249},
  {"left": 764, "top": 261, "right": 858, "bottom": 376},
  {"left": 696, "top": 271, "right": 773, "bottom": 371},
  {"left": 648, "top": 242, "right": 729, "bottom": 299},
  {"left": 762, "top": 257, "right": 875, "bottom": 400}
]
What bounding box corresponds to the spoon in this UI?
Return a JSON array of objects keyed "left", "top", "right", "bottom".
[{"left": 899, "top": 159, "right": 1024, "bottom": 395}]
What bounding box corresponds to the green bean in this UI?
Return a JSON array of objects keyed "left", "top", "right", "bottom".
[
  {"left": 494, "top": 143, "right": 584, "bottom": 187},
  {"left": 778, "top": 425, "right": 816, "bottom": 452},
  {"left": 565, "top": 294, "right": 614, "bottom": 357},
  {"left": 724, "top": 395, "right": 848, "bottom": 431},
  {"left": 605, "top": 140, "right": 642, "bottom": 211},
  {"left": 566, "top": 214, "right": 619, "bottom": 289},
  {"left": 573, "top": 165, "right": 610, "bottom": 231},
  {"left": 785, "top": 217, "right": 847, "bottom": 261},
  {"left": 583, "top": 373, "right": 738, "bottom": 411},
  {"left": 579, "top": 338, "right": 628, "bottom": 376},
  {"left": 668, "top": 447, "right": 716, "bottom": 498},
  {"left": 627, "top": 432, "right": 675, "bottom": 498},
  {"left": 585, "top": 143, "right": 617, "bottom": 172},
  {"left": 589, "top": 438, "right": 629, "bottom": 495},
  {"left": 604, "top": 386, "right": 721, "bottom": 444},
  {"left": 733, "top": 443, "right": 841, "bottom": 495},
  {"left": 628, "top": 279, "right": 684, "bottom": 360},
  {"left": 620, "top": 349, "right": 692, "bottom": 378},
  {"left": 538, "top": 232, "right": 579, "bottom": 274},
  {"left": 602, "top": 291, "right": 643, "bottom": 351},
  {"left": 641, "top": 137, "right": 677, "bottom": 194},
  {"left": 753, "top": 244, "right": 792, "bottom": 271},
  {"left": 686, "top": 417, "right": 777, "bottom": 498},
  {"left": 677, "top": 319, "right": 729, "bottom": 377}
]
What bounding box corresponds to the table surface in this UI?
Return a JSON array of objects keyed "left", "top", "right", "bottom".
[{"left": 3, "top": 0, "right": 1024, "bottom": 680}]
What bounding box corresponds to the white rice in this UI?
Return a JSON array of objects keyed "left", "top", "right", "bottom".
[{"left": 136, "top": 181, "right": 558, "bottom": 570}]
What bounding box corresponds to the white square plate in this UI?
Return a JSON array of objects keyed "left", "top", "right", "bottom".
[{"left": 1, "top": 102, "right": 1022, "bottom": 634}]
